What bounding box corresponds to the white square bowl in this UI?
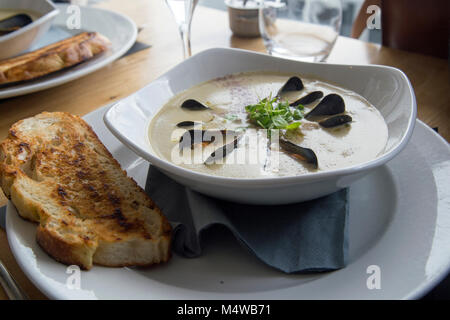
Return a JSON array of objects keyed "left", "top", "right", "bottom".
[
  {"left": 0, "top": 0, "right": 58, "bottom": 60},
  {"left": 104, "top": 48, "right": 416, "bottom": 204}
]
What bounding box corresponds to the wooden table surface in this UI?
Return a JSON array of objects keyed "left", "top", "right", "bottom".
[{"left": 0, "top": 0, "right": 448, "bottom": 300}]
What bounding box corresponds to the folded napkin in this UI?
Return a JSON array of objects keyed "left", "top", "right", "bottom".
[{"left": 145, "top": 167, "right": 349, "bottom": 273}]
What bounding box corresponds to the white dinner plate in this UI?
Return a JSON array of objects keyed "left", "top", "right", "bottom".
[
  {"left": 6, "top": 106, "right": 450, "bottom": 300},
  {"left": 0, "top": 4, "right": 137, "bottom": 99}
]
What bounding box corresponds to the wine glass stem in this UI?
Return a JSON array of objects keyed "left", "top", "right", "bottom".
[{"left": 179, "top": 23, "right": 191, "bottom": 59}]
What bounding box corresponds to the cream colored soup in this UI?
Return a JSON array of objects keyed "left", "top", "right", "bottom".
[{"left": 148, "top": 72, "right": 388, "bottom": 178}]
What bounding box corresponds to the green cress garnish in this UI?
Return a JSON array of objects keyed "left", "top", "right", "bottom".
[{"left": 245, "top": 95, "right": 304, "bottom": 132}]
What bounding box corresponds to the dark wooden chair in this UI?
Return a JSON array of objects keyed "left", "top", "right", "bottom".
[{"left": 351, "top": 0, "right": 449, "bottom": 59}]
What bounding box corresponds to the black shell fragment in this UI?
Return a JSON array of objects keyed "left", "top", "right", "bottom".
[
  {"left": 176, "top": 121, "right": 201, "bottom": 127},
  {"left": 204, "top": 135, "right": 242, "bottom": 165},
  {"left": 0, "top": 14, "right": 32, "bottom": 35},
  {"left": 277, "top": 76, "right": 304, "bottom": 97},
  {"left": 179, "top": 129, "right": 236, "bottom": 149},
  {"left": 304, "top": 94, "right": 345, "bottom": 119},
  {"left": 319, "top": 115, "right": 353, "bottom": 128},
  {"left": 290, "top": 91, "right": 324, "bottom": 107},
  {"left": 181, "top": 99, "right": 209, "bottom": 111},
  {"left": 279, "top": 138, "right": 318, "bottom": 169}
]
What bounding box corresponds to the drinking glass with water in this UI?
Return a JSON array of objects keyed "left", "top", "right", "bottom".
[{"left": 259, "top": 0, "right": 342, "bottom": 62}]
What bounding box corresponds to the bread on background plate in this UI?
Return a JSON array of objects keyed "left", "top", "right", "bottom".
[
  {"left": 0, "top": 32, "right": 111, "bottom": 85},
  {"left": 0, "top": 112, "right": 171, "bottom": 270}
]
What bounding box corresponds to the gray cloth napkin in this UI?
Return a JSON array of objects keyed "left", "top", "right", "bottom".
[{"left": 145, "top": 166, "right": 349, "bottom": 273}]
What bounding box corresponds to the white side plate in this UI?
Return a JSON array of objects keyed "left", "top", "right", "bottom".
[
  {"left": 6, "top": 106, "right": 450, "bottom": 299},
  {"left": 0, "top": 4, "right": 137, "bottom": 99}
]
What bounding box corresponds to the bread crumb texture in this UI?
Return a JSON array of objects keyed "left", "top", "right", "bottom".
[{"left": 0, "top": 112, "right": 171, "bottom": 270}]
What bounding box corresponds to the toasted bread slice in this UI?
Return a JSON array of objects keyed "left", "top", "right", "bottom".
[
  {"left": 0, "top": 112, "right": 171, "bottom": 270},
  {"left": 0, "top": 32, "right": 111, "bottom": 85}
]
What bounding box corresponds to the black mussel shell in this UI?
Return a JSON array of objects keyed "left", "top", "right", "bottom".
[
  {"left": 204, "top": 135, "right": 242, "bottom": 165},
  {"left": 0, "top": 14, "right": 32, "bottom": 35},
  {"left": 319, "top": 115, "right": 353, "bottom": 128},
  {"left": 179, "top": 129, "right": 216, "bottom": 149},
  {"left": 176, "top": 121, "right": 202, "bottom": 127},
  {"left": 277, "top": 76, "right": 304, "bottom": 97},
  {"left": 304, "top": 94, "right": 345, "bottom": 119},
  {"left": 181, "top": 99, "right": 209, "bottom": 111},
  {"left": 290, "top": 91, "right": 324, "bottom": 107},
  {"left": 179, "top": 129, "right": 236, "bottom": 149},
  {"left": 279, "top": 138, "right": 318, "bottom": 169}
]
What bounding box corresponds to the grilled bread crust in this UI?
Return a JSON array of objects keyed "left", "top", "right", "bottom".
[
  {"left": 0, "top": 32, "right": 111, "bottom": 85},
  {"left": 0, "top": 112, "right": 171, "bottom": 270}
]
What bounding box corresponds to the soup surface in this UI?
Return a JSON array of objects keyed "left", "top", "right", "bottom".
[{"left": 148, "top": 72, "right": 388, "bottom": 178}]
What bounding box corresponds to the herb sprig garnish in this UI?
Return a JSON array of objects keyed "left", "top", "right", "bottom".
[{"left": 245, "top": 96, "right": 304, "bottom": 131}]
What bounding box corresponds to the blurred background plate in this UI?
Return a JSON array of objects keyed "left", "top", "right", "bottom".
[{"left": 0, "top": 4, "right": 137, "bottom": 99}]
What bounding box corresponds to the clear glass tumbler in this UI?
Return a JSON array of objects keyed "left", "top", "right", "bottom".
[{"left": 259, "top": 0, "right": 342, "bottom": 62}]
